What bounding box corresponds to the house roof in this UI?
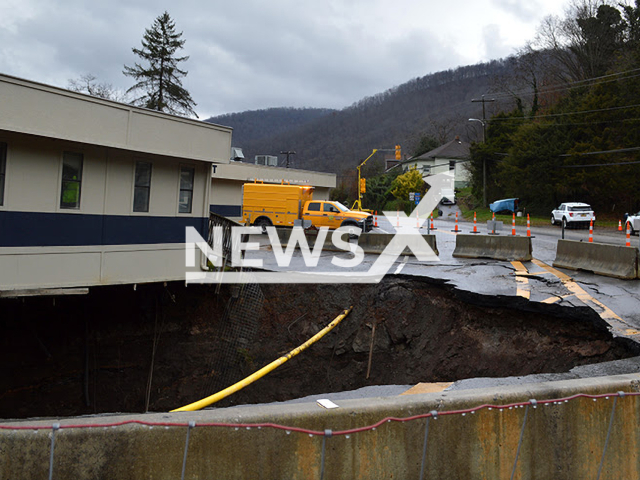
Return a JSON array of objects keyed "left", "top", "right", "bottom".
[{"left": 408, "top": 137, "right": 471, "bottom": 162}]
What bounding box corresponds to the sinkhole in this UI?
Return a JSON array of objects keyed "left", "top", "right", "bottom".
[{"left": 1, "top": 276, "right": 637, "bottom": 419}]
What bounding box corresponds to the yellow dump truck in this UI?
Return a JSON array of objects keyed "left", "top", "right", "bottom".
[{"left": 242, "top": 183, "right": 373, "bottom": 231}]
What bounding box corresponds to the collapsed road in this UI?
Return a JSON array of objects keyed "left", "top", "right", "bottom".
[{"left": 1, "top": 272, "right": 638, "bottom": 419}]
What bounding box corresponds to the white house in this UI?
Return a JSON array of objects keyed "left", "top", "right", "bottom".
[
  {"left": 401, "top": 137, "right": 471, "bottom": 189},
  {"left": 0, "top": 73, "right": 232, "bottom": 293}
]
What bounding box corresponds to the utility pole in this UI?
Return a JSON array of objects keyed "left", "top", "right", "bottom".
[
  {"left": 280, "top": 151, "right": 296, "bottom": 168},
  {"left": 471, "top": 95, "right": 494, "bottom": 141},
  {"left": 471, "top": 95, "right": 495, "bottom": 208}
]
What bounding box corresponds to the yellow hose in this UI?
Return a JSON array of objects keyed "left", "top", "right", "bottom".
[{"left": 171, "top": 306, "right": 353, "bottom": 412}]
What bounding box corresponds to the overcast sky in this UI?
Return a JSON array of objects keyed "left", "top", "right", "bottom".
[{"left": 0, "top": 0, "right": 570, "bottom": 119}]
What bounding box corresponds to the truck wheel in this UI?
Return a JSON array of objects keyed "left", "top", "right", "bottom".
[
  {"left": 341, "top": 222, "right": 359, "bottom": 239},
  {"left": 254, "top": 217, "right": 272, "bottom": 234}
]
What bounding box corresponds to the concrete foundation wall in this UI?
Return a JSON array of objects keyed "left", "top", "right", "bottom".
[{"left": 2, "top": 375, "right": 640, "bottom": 479}]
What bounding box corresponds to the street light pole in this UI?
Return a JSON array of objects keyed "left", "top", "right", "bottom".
[{"left": 469, "top": 118, "right": 487, "bottom": 207}]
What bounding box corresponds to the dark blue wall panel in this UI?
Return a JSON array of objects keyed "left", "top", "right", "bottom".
[
  {"left": 0, "top": 211, "right": 208, "bottom": 247},
  {"left": 210, "top": 204, "right": 242, "bottom": 217}
]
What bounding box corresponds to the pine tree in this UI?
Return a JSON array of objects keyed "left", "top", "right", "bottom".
[{"left": 124, "top": 11, "right": 197, "bottom": 117}]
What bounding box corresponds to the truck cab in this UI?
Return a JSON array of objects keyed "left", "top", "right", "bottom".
[{"left": 302, "top": 200, "right": 373, "bottom": 232}]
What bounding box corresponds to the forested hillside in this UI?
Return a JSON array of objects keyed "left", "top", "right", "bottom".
[
  {"left": 206, "top": 60, "right": 519, "bottom": 175},
  {"left": 206, "top": 107, "right": 335, "bottom": 148},
  {"left": 467, "top": 0, "right": 640, "bottom": 216}
]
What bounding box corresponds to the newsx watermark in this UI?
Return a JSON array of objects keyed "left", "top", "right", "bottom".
[{"left": 185, "top": 172, "right": 454, "bottom": 284}]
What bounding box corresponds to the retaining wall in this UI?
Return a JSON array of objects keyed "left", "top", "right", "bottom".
[
  {"left": 2, "top": 375, "right": 640, "bottom": 479},
  {"left": 553, "top": 239, "right": 639, "bottom": 280}
]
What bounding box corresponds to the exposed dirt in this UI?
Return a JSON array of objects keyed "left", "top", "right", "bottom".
[{"left": 1, "top": 276, "right": 637, "bottom": 419}]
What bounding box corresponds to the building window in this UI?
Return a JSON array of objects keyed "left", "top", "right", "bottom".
[
  {"left": 0, "top": 142, "right": 6, "bottom": 206},
  {"left": 178, "top": 166, "right": 195, "bottom": 213},
  {"left": 449, "top": 160, "right": 456, "bottom": 171},
  {"left": 133, "top": 161, "right": 152, "bottom": 212},
  {"left": 60, "top": 152, "right": 83, "bottom": 209}
]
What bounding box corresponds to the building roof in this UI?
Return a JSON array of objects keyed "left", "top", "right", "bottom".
[
  {"left": 408, "top": 137, "right": 471, "bottom": 162},
  {"left": 0, "top": 73, "right": 232, "bottom": 164}
]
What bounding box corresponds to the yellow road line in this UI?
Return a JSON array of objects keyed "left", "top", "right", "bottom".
[
  {"left": 511, "top": 261, "right": 531, "bottom": 299},
  {"left": 531, "top": 258, "right": 637, "bottom": 335}
]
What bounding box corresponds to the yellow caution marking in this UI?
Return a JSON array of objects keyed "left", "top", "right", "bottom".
[
  {"left": 531, "top": 259, "right": 635, "bottom": 334},
  {"left": 401, "top": 382, "right": 453, "bottom": 395},
  {"left": 541, "top": 294, "right": 572, "bottom": 304},
  {"left": 511, "top": 261, "right": 531, "bottom": 299}
]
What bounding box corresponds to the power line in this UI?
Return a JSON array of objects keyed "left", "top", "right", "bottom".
[
  {"left": 559, "top": 146, "right": 640, "bottom": 158},
  {"left": 489, "top": 103, "right": 640, "bottom": 122},
  {"left": 488, "top": 67, "right": 640, "bottom": 102},
  {"left": 560, "top": 159, "right": 640, "bottom": 167}
]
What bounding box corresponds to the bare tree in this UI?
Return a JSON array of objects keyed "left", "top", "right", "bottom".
[{"left": 68, "top": 74, "right": 126, "bottom": 102}]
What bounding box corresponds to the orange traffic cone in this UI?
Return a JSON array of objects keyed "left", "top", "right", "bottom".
[
  {"left": 526, "top": 214, "right": 531, "bottom": 237},
  {"left": 416, "top": 212, "right": 420, "bottom": 229},
  {"left": 627, "top": 222, "right": 631, "bottom": 247},
  {"left": 472, "top": 211, "right": 479, "bottom": 234},
  {"left": 451, "top": 212, "right": 459, "bottom": 232},
  {"left": 588, "top": 219, "right": 593, "bottom": 243},
  {"left": 512, "top": 213, "right": 516, "bottom": 236},
  {"left": 618, "top": 220, "right": 623, "bottom": 231},
  {"left": 430, "top": 213, "right": 436, "bottom": 230},
  {"left": 374, "top": 211, "right": 378, "bottom": 228}
]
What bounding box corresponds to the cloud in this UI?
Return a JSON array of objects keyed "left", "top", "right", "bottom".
[
  {"left": 490, "top": 0, "right": 540, "bottom": 22},
  {"left": 0, "top": 0, "right": 573, "bottom": 118}
]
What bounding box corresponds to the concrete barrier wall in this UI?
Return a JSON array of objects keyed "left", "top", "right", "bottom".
[
  {"left": 276, "top": 229, "right": 439, "bottom": 257},
  {"left": 453, "top": 234, "right": 532, "bottom": 261},
  {"left": 357, "top": 233, "right": 438, "bottom": 256},
  {"left": 2, "top": 374, "right": 640, "bottom": 479},
  {"left": 275, "top": 227, "right": 349, "bottom": 253},
  {"left": 553, "top": 239, "right": 639, "bottom": 280}
]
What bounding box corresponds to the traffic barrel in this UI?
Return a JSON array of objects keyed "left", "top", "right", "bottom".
[{"left": 588, "top": 219, "right": 593, "bottom": 243}]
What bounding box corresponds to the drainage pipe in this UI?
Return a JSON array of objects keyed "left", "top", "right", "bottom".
[{"left": 171, "top": 306, "right": 354, "bottom": 412}]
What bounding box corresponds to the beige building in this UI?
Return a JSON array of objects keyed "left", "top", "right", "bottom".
[
  {"left": 0, "top": 73, "right": 231, "bottom": 292},
  {"left": 211, "top": 161, "right": 336, "bottom": 222}
]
